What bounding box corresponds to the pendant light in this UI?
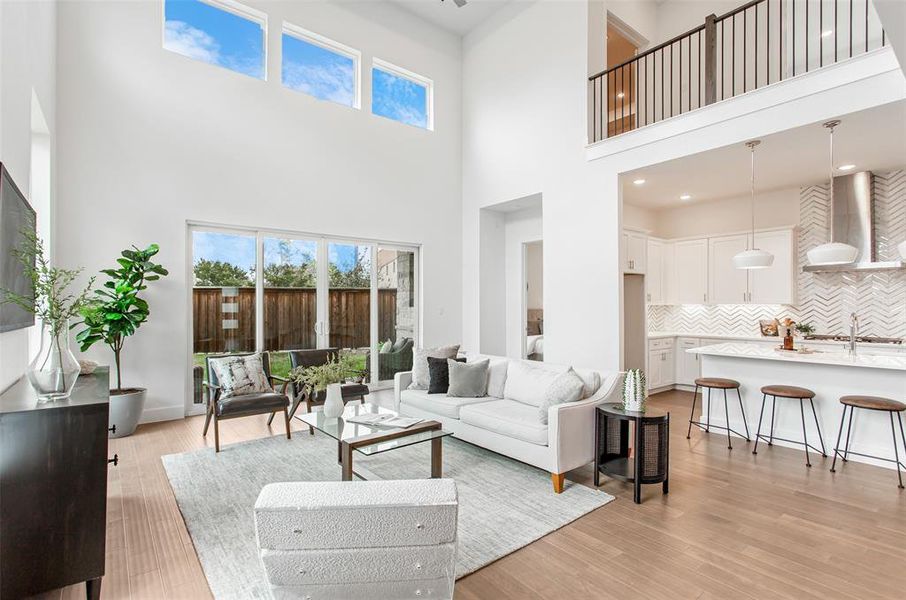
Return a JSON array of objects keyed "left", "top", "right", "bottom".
[
  {"left": 806, "top": 120, "right": 859, "bottom": 266},
  {"left": 733, "top": 140, "right": 774, "bottom": 269}
]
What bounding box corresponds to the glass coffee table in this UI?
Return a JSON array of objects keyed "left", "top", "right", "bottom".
[{"left": 296, "top": 402, "right": 452, "bottom": 481}]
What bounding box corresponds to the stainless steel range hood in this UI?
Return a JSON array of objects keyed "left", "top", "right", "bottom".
[{"left": 803, "top": 171, "right": 906, "bottom": 273}]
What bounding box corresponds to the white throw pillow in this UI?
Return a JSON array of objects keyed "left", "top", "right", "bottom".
[
  {"left": 209, "top": 354, "right": 271, "bottom": 398},
  {"left": 538, "top": 368, "right": 585, "bottom": 424},
  {"left": 379, "top": 340, "right": 393, "bottom": 353},
  {"left": 409, "top": 344, "right": 461, "bottom": 390},
  {"left": 486, "top": 358, "right": 509, "bottom": 398},
  {"left": 573, "top": 368, "right": 602, "bottom": 399},
  {"left": 503, "top": 360, "right": 568, "bottom": 407}
]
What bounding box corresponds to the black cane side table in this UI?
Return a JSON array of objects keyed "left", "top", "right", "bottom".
[{"left": 594, "top": 403, "right": 669, "bottom": 504}]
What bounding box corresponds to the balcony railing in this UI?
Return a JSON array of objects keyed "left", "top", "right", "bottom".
[{"left": 589, "top": 0, "right": 887, "bottom": 143}]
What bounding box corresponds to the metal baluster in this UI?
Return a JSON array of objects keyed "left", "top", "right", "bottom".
[
  {"left": 744, "top": 7, "right": 747, "bottom": 92},
  {"left": 806, "top": 0, "right": 809, "bottom": 71}
]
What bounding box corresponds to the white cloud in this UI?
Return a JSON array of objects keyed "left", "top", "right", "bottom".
[
  {"left": 164, "top": 20, "right": 221, "bottom": 64},
  {"left": 283, "top": 60, "right": 354, "bottom": 106}
]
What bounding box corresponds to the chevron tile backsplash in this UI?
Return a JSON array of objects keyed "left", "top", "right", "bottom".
[{"left": 649, "top": 170, "right": 906, "bottom": 339}]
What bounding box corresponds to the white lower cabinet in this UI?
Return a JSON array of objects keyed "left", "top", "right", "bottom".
[
  {"left": 647, "top": 338, "right": 675, "bottom": 389},
  {"left": 675, "top": 338, "right": 701, "bottom": 386}
]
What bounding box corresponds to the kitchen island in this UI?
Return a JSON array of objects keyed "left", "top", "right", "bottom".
[{"left": 687, "top": 342, "right": 906, "bottom": 469}]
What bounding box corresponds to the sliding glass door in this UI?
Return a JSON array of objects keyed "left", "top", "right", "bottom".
[{"left": 188, "top": 226, "right": 417, "bottom": 415}]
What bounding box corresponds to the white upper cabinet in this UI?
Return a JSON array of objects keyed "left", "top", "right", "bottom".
[
  {"left": 750, "top": 229, "right": 796, "bottom": 305},
  {"left": 623, "top": 230, "right": 647, "bottom": 274},
  {"left": 647, "top": 239, "right": 664, "bottom": 304},
  {"left": 674, "top": 239, "right": 709, "bottom": 304},
  {"left": 709, "top": 234, "right": 750, "bottom": 304}
]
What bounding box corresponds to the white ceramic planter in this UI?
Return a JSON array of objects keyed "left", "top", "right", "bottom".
[
  {"left": 109, "top": 388, "right": 146, "bottom": 438},
  {"left": 322, "top": 383, "right": 345, "bottom": 418}
]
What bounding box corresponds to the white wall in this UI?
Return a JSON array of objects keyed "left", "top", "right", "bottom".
[
  {"left": 622, "top": 201, "right": 657, "bottom": 231},
  {"left": 650, "top": 186, "right": 800, "bottom": 238},
  {"left": 504, "top": 206, "right": 542, "bottom": 358},
  {"left": 0, "top": 0, "right": 56, "bottom": 392},
  {"left": 463, "top": 0, "right": 904, "bottom": 376},
  {"left": 55, "top": 0, "right": 463, "bottom": 421}
]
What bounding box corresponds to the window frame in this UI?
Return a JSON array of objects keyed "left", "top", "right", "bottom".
[
  {"left": 161, "top": 0, "right": 269, "bottom": 81},
  {"left": 281, "top": 22, "right": 362, "bottom": 110},
  {"left": 371, "top": 58, "right": 434, "bottom": 131}
]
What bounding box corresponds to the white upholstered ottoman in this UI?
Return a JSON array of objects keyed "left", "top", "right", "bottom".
[{"left": 254, "top": 480, "right": 458, "bottom": 600}]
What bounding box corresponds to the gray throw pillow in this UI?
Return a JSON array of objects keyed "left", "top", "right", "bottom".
[
  {"left": 447, "top": 359, "right": 490, "bottom": 398},
  {"left": 409, "top": 344, "right": 460, "bottom": 390},
  {"left": 538, "top": 368, "right": 585, "bottom": 424}
]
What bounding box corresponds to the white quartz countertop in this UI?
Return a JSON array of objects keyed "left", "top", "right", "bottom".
[
  {"left": 688, "top": 342, "right": 906, "bottom": 371},
  {"left": 649, "top": 331, "right": 906, "bottom": 351}
]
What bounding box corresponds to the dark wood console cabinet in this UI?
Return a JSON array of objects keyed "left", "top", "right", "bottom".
[{"left": 0, "top": 368, "right": 111, "bottom": 599}]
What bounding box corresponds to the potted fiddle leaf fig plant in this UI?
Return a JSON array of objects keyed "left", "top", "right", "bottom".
[{"left": 77, "top": 244, "right": 168, "bottom": 437}]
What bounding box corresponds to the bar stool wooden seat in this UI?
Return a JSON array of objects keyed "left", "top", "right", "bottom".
[
  {"left": 753, "top": 384, "right": 826, "bottom": 466},
  {"left": 830, "top": 395, "right": 906, "bottom": 489},
  {"left": 686, "top": 377, "right": 750, "bottom": 449}
]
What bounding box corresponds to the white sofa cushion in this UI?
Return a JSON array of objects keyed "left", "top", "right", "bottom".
[
  {"left": 459, "top": 399, "right": 549, "bottom": 446},
  {"left": 503, "top": 360, "right": 568, "bottom": 407},
  {"left": 255, "top": 480, "right": 458, "bottom": 550},
  {"left": 486, "top": 358, "right": 508, "bottom": 398},
  {"left": 399, "top": 389, "right": 491, "bottom": 420}
]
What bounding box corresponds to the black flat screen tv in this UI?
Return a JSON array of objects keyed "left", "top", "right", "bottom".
[{"left": 0, "top": 162, "right": 36, "bottom": 332}]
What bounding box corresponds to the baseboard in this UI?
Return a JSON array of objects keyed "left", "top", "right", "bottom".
[{"left": 140, "top": 405, "right": 185, "bottom": 424}]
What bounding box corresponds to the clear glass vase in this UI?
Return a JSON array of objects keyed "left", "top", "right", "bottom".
[{"left": 27, "top": 319, "right": 81, "bottom": 402}]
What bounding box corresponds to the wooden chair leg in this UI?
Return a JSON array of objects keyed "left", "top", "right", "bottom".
[
  {"left": 202, "top": 403, "right": 213, "bottom": 436},
  {"left": 284, "top": 407, "right": 291, "bottom": 440},
  {"left": 551, "top": 472, "right": 565, "bottom": 494},
  {"left": 266, "top": 410, "right": 275, "bottom": 426},
  {"left": 213, "top": 415, "right": 220, "bottom": 453}
]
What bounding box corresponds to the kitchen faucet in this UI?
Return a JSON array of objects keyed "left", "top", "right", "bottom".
[{"left": 848, "top": 312, "right": 859, "bottom": 356}]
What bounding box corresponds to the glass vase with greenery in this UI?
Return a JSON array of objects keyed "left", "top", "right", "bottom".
[
  {"left": 76, "top": 244, "right": 168, "bottom": 393},
  {"left": 1, "top": 231, "right": 94, "bottom": 400}
]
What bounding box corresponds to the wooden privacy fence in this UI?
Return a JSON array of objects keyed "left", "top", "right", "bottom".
[{"left": 192, "top": 287, "right": 398, "bottom": 353}]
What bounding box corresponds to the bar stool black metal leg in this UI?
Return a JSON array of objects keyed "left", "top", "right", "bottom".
[
  {"left": 753, "top": 393, "right": 767, "bottom": 455},
  {"left": 768, "top": 395, "right": 777, "bottom": 445},
  {"left": 706, "top": 388, "right": 712, "bottom": 432},
  {"left": 809, "top": 397, "right": 827, "bottom": 456},
  {"left": 890, "top": 412, "right": 904, "bottom": 489},
  {"left": 687, "top": 385, "right": 699, "bottom": 439},
  {"left": 736, "top": 388, "right": 750, "bottom": 441},
  {"left": 898, "top": 413, "right": 906, "bottom": 472},
  {"left": 830, "top": 405, "right": 847, "bottom": 473},
  {"left": 723, "top": 389, "right": 732, "bottom": 449},
  {"left": 843, "top": 405, "right": 855, "bottom": 461},
  {"left": 799, "top": 398, "right": 811, "bottom": 467}
]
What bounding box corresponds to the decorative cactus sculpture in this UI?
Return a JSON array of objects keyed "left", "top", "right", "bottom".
[{"left": 622, "top": 369, "right": 647, "bottom": 412}]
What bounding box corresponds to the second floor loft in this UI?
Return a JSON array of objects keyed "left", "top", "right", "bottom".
[{"left": 589, "top": 0, "right": 890, "bottom": 143}]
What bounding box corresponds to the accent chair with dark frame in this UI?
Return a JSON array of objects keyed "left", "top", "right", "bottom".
[
  {"left": 203, "top": 353, "right": 291, "bottom": 452},
  {"left": 265, "top": 348, "right": 369, "bottom": 434}
]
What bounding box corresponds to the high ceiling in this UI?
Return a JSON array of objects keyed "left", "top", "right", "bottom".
[
  {"left": 390, "top": 0, "right": 512, "bottom": 36},
  {"left": 622, "top": 101, "right": 906, "bottom": 209}
]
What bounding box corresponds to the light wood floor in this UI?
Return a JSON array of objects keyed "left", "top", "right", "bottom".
[{"left": 34, "top": 389, "right": 906, "bottom": 600}]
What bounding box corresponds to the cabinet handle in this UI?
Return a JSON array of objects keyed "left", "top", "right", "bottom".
[
  {"left": 108, "top": 454, "right": 119, "bottom": 467},
  {"left": 109, "top": 424, "right": 116, "bottom": 434},
  {"left": 703, "top": 293, "right": 707, "bottom": 303}
]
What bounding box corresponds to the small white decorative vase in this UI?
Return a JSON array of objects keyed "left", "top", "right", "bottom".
[
  {"left": 622, "top": 369, "right": 647, "bottom": 413},
  {"left": 322, "top": 383, "right": 345, "bottom": 418}
]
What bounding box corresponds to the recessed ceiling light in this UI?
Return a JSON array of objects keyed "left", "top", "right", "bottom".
[
  {"left": 837, "top": 164, "right": 856, "bottom": 171},
  {"left": 821, "top": 30, "right": 834, "bottom": 38},
  {"left": 617, "top": 92, "right": 625, "bottom": 99},
  {"left": 633, "top": 178, "right": 646, "bottom": 185},
  {"left": 680, "top": 194, "right": 692, "bottom": 201}
]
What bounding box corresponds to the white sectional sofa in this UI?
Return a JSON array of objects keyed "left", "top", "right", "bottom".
[{"left": 394, "top": 355, "right": 622, "bottom": 493}]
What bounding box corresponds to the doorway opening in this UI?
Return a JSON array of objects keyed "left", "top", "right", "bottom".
[{"left": 524, "top": 240, "right": 543, "bottom": 360}]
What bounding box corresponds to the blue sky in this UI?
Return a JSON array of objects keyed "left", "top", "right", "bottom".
[
  {"left": 164, "top": 0, "right": 264, "bottom": 79},
  {"left": 193, "top": 232, "right": 365, "bottom": 273},
  {"left": 372, "top": 67, "right": 428, "bottom": 128},
  {"left": 282, "top": 34, "right": 354, "bottom": 106}
]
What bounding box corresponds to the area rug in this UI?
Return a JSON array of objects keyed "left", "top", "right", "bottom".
[{"left": 162, "top": 431, "right": 614, "bottom": 599}]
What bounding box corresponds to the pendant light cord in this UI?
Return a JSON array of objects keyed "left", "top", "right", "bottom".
[
  {"left": 824, "top": 120, "right": 840, "bottom": 244},
  {"left": 745, "top": 140, "right": 760, "bottom": 251}
]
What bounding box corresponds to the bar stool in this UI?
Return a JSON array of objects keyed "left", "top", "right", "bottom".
[
  {"left": 753, "top": 385, "right": 826, "bottom": 467},
  {"left": 686, "top": 378, "right": 750, "bottom": 449},
  {"left": 830, "top": 396, "right": 906, "bottom": 489}
]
